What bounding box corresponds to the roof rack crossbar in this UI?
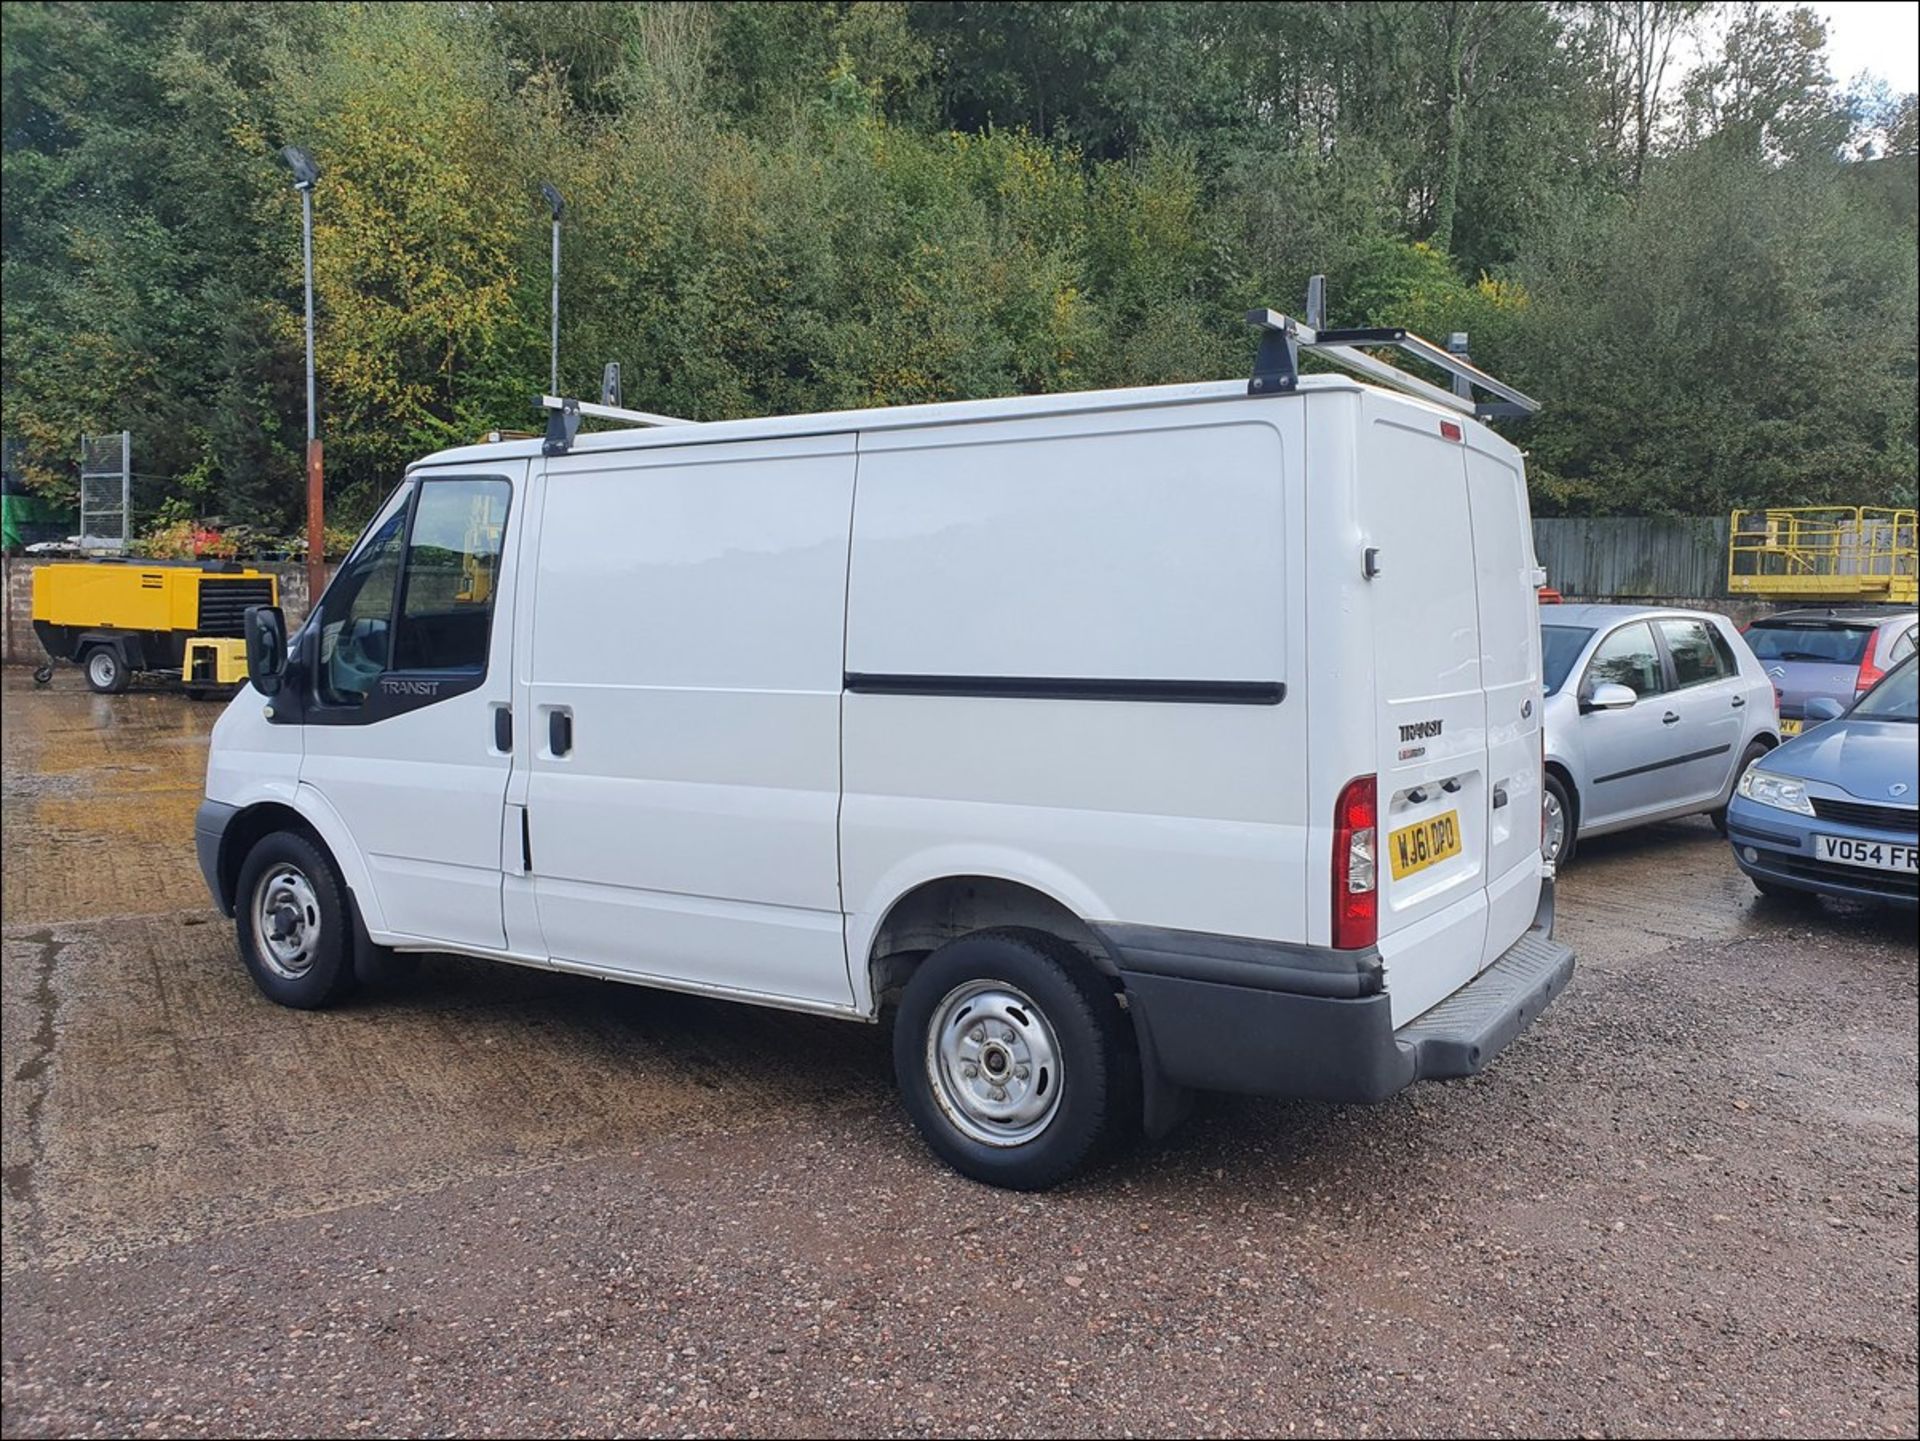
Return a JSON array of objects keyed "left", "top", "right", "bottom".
[
  {"left": 536, "top": 393, "right": 694, "bottom": 456},
  {"left": 1245, "top": 281, "right": 1540, "bottom": 421}
]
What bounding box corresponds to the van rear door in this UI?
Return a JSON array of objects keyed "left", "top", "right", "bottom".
[
  {"left": 1463, "top": 443, "right": 1544, "bottom": 967},
  {"left": 1359, "top": 398, "right": 1488, "bottom": 1025}
]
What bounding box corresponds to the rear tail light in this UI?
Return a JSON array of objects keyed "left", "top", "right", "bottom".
[
  {"left": 1856, "top": 654, "right": 1884, "bottom": 693},
  {"left": 1332, "top": 775, "right": 1378, "bottom": 950}
]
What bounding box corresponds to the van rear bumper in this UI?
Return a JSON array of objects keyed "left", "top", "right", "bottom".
[{"left": 1097, "top": 883, "right": 1574, "bottom": 1108}]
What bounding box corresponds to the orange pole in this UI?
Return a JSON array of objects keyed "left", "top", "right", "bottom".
[{"left": 306, "top": 437, "right": 325, "bottom": 608}]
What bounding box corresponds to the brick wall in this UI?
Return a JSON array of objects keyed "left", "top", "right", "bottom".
[{"left": 1, "top": 557, "right": 331, "bottom": 666}]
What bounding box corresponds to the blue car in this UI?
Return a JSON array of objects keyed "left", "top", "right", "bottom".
[{"left": 1725, "top": 652, "right": 1918, "bottom": 907}]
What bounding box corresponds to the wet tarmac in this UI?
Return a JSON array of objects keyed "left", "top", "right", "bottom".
[{"left": 2, "top": 669, "right": 1915, "bottom": 1437}]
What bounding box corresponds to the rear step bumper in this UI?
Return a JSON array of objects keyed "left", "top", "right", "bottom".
[{"left": 1101, "top": 882, "right": 1574, "bottom": 1111}]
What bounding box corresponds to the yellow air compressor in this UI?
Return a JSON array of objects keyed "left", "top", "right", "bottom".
[{"left": 30, "top": 560, "right": 279, "bottom": 694}]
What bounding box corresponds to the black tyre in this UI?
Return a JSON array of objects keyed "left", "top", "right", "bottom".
[
  {"left": 32, "top": 664, "right": 53, "bottom": 686},
  {"left": 1543, "top": 772, "right": 1577, "bottom": 867},
  {"left": 82, "top": 645, "right": 130, "bottom": 694},
  {"left": 234, "top": 831, "right": 359, "bottom": 1009},
  {"left": 1711, "top": 740, "right": 1772, "bottom": 834},
  {"left": 894, "top": 928, "right": 1136, "bottom": 1191}
]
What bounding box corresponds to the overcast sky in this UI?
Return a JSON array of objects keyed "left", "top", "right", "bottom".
[{"left": 1807, "top": 1, "right": 1919, "bottom": 94}]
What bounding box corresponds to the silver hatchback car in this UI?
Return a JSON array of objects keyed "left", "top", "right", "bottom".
[{"left": 1540, "top": 605, "right": 1782, "bottom": 865}]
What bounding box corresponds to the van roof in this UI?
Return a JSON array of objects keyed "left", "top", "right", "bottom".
[{"left": 408, "top": 373, "right": 1520, "bottom": 472}]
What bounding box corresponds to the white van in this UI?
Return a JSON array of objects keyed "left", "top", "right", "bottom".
[{"left": 197, "top": 319, "right": 1574, "bottom": 1189}]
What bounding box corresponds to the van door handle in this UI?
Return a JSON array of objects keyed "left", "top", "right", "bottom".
[
  {"left": 549, "top": 709, "right": 573, "bottom": 757},
  {"left": 493, "top": 707, "right": 512, "bottom": 751},
  {"left": 1662, "top": 711, "right": 1680, "bottom": 725}
]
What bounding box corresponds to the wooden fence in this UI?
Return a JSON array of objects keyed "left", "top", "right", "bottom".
[{"left": 1532, "top": 516, "right": 1730, "bottom": 599}]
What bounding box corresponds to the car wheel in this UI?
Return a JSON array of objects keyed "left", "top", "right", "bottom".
[
  {"left": 83, "top": 645, "right": 130, "bottom": 694},
  {"left": 234, "top": 831, "right": 359, "bottom": 1010},
  {"left": 894, "top": 928, "right": 1136, "bottom": 1191},
  {"left": 1711, "top": 739, "right": 1772, "bottom": 835},
  {"left": 1542, "top": 773, "right": 1576, "bottom": 867}
]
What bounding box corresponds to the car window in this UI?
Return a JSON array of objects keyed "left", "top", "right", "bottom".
[
  {"left": 1888, "top": 627, "right": 1917, "bottom": 665},
  {"left": 1541, "top": 625, "right": 1595, "bottom": 695},
  {"left": 1657, "top": 618, "right": 1730, "bottom": 688},
  {"left": 1744, "top": 623, "right": 1872, "bottom": 665},
  {"left": 1584, "top": 621, "right": 1668, "bottom": 698},
  {"left": 1852, "top": 654, "right": 1918, "bottom": 721}
]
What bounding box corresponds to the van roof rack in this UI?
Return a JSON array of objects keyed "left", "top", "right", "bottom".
[
  {"left": 1245, "top": 275, "right": 1539, "bottom": 420},
  {"left": 537, "top": 393, "right": 694, "bottom": 456}
]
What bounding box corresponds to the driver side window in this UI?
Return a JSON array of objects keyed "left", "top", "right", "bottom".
[
  {"left": 1584, "top": 621, "right": 1669, "bottom": 699},
  {"left": 318, "top": 503, "right": 408, "bottom": 706}
]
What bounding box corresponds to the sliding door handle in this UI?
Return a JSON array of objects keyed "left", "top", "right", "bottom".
[{"left": 548, "top": 708, "right": 573, "bottom": 757}]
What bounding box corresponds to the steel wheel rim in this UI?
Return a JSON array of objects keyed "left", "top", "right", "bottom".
[
  {"left": 252, "top": 864, "right": 321, "bottom": 979},
  {"left": 1543, "top": 791, "right": 1566, "bottom": 862},
  {"left": 87, "top": 651, "right": 117, "bottom": 688},
  {"left": 925, "top": 980, "right": 1064, "bottom": 1147}
]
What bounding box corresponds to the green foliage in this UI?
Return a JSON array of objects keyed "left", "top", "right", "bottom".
[{"left": 2, "top": 0, "right": 1915, "bottom": 532}]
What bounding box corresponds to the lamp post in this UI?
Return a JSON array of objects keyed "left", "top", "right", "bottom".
[
  {"left": 541, "top": 183, "right": 564, "bottom": 395},
  {"left": 281, "top": 144, "right": 325, "bottom": 607}
]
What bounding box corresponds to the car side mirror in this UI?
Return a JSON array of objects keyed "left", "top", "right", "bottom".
[
  {"left": 1581, "top": 681, "right": 1639, "bottom": 713},
  {"left": 243, "top": 605, "right": 288, "bottom": 695},
  {"left": 1803, "top": 696, "right": 1845, "bottom": 727}
]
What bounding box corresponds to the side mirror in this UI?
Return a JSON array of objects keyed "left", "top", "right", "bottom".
[
  {"left": 243, "top": 605, "right": 288, "bottom": 695},
  {"left": 1582, "top": 681, "right": 1639, "bottom": 713},
  {"left": 1803, "top": 696, "right": 1846, "bottom": 727}
]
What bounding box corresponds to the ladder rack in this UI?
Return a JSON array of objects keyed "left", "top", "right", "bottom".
[
  {"left": 537, "top": 394, "right": 694, "bottom": 456},
  {"left": 1245, "top": 278, "right": 1539, "bottom": 420}
]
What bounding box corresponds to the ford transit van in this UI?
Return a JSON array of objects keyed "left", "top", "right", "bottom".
[{"left": 198, "top": 340, "right": 1574, "bottom": 1189}]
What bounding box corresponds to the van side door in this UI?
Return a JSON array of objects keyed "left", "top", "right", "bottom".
[
  {"left": 521, "top": 436, "right": 856, "bottom": 1009},
  {"left": 296, "top": 465, "right": 524, "bottom": 949}
]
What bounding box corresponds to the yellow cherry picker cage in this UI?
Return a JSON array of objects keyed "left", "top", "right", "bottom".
[{"left": 1728, "top": 506, "right": 1917, "bottom": 605}]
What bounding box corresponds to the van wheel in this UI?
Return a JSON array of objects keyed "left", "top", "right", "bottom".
[
  {"left": 234, "top": 832, "right": 359, "bottom": 1010},
  {"left": 83, "top": 646, "right": 130, "bottom": 694},
  {"left": 894, "top": 928, "right": 1135, "bottom": 1191},
  {"left": 1543, "top": 774, "right": 1576, "bottom": 867},
  {"left": 1711, "top": 740, "right": 1771, "bottom": 835}
]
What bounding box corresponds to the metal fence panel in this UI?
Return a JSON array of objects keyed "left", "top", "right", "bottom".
[
  {"left": 1533, "top": 516, "right": 1731, "bottom": 599},
  {"left": 79, "top": 431, "right": 130, "bottom": 551}
]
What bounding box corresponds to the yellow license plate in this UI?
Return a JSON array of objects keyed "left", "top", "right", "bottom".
[
  {"left": 1780, "top": 718, "right": 1802, "bottom": 736},
  {"left": 1389, "top": 810, "right": 1462, "bottom": 880}
]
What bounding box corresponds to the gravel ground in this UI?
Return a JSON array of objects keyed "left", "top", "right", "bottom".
[{"left": 3, "top": 670, "right": 1916, "bottom": 1438}]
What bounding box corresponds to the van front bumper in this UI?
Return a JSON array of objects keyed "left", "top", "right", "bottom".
[
  {"left": 195, "top": 799, "right": 239, "bottom": 915},
  {"left": 1096, "top": 883, "right": 1574, "bottom": 1109}
]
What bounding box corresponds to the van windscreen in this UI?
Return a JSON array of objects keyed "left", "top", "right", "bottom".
[{"left": 1541, "top": 625, "right": 1595, "bottom": 695}]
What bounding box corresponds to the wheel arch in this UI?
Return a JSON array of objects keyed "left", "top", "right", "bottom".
[
  {"left": 859, "top": 874, "right": 1120, "bottom": 1018},
  {"left": 217, "top": 787, "right": 385, "bottom": 933},
  {"left": 1544, "top": 758, "right": 1580, "bottom": 831}
]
